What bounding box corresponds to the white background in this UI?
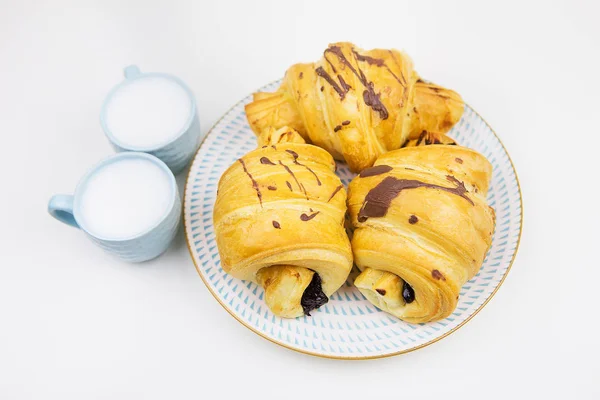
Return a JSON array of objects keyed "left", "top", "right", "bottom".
[{"left": 1, "top": 0, "right": 598, "bottom": 398}]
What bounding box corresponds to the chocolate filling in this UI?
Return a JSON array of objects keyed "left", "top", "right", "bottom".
[
  {"left": 301, "top": 273, "right": 328, "bottom": 316},
  {"left": 402, "top": 281, "right": 415, "bottom": 303}
]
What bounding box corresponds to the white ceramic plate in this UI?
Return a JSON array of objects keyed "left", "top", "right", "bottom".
[{"left": 184, "top": 80, "right": 522, "bottom": 359}]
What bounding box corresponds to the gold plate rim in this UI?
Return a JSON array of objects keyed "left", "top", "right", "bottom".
[{"left": 183, "top": 79, "right": 523, "bottom": 361}]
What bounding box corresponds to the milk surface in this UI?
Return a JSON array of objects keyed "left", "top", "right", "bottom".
[
  {"left": 105, "top": 77, "right": 192, "bottom": 148},
  {"left": 78, "top": 158, "right": 173, "bottom": 239}
]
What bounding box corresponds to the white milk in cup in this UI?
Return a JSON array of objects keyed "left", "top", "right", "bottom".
[
  {"left": 104, "top": 77, "right": 192, "bottom": 149},
  {"left": 78, "top": 157, "right": 173, "bottom": 239},
  {"left": 100, "top": 65, "right": 203, "bottom": 174},
  {"left": 48, "top": 152, "right": 181, "bottom": 262}
]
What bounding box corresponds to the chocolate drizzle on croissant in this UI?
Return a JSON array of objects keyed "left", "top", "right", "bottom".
[
  {"left": 315, "top": 66, "right": 348, "bottom": 100},
  {"left": 278, "top": 161, "right": 307, "bottom": 199},
  {"left": 323, "top": 45, "right": 390, "bottom": 120},
  {"left": 352, "top": 48, "right": 405, "bottom": 87},
  {"left": 238, "top": 159, "right": 263, "bottom": 207},
  {"left": 359, "top": 165, "right": 393, "bottom": 177},
  {"left": 300, "top": 211, "right": 320, "bottom": 221},
  {"left": 358, "top": 175, "right": 473, "bottom": 222},
  {"left": 349, "top": 142, "right": 495, "bottom": 323},
  {"left": 245, "top": 42, "right": 465, "bottom": 172},
  {"left": 327, "top": 184, "right": 344, "bottom": 202},
  {"left": 260, "top": 157, "right": 276, "bottom": 165},
  {"left": 215, "top": 129, "right": 352, "bottom": 319},
  {"left": 286, "top": 149, "right": 321, "bottom": 186}
]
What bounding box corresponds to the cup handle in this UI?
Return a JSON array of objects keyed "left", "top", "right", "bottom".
[
  {"left": 124, "top": 65, "right": 141, "bottom": 79},
  {"left": 48, "top": 195, "right": 79, "bottom": 229}
]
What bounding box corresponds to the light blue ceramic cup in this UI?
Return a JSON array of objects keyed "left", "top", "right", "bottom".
[
  {"left": 47, "top": 152, "right": 181, "bottom": 262},
  {"left": 100, "top": 65, "right": 203, "bottom": 175}
]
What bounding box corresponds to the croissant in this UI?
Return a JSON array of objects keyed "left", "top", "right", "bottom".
[
  {"left": 213, "top": 127, "right": 353, "bottom": 318},
  {"left": 347, "top": 131, "right": 495, "bottom": 323},
  {"left": 245, "top": 42, "right": 464, "bottom": 172}
]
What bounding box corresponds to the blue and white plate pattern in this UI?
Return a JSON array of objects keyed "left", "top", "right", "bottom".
[{"left": 184, "top": 80, "right": 522, "bottom": 359}]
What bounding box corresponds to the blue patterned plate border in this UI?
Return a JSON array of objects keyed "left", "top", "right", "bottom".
[{"left": 184, "top": 80, "right": 523, "bottom": 359}]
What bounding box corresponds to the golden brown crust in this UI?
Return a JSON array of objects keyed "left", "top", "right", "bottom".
[
  {"left": 245, "top": 92, "right": 307, "bottom": 139},
  {"left": 256, "top": 126, "right": 306, "bottom": 147},
  {"left": 408, "top": 80, "right": 464, "bottom": 139},
  {"left": 245, "top": 42, "right": 464, "bottom": 172},
  {"left": 214, "top": 130, "right": 353, "bottom": 318},
  {"left": 256, "top": 265, "right": 315, "bottom": 318},
  {"left": 348, "top": 143, "right": 494, "bottom": 323},
  {"left": 403, "top": 131, "right": 458, "bottom": 147}
]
